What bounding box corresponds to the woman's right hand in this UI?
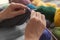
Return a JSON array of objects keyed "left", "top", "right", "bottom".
[{"left": 25, "top": 10, "right": 46, "bottom": 40}]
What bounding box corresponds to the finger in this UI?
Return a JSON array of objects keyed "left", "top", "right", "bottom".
[
  {"left": 15, "top": 8, "right": 26, "bottom": 13},
  {"left": 36, "top": 12, "right": 41, "bottom": 19},
  {"left": 41, "top": 14, "right": 46, "bottom": 26},
  {"left": 30, "top": 10, "right": 36, "bottom": 18},
  {"left": 9, "top": 3, "right": 27, "bottom": 10},
  {"left": 41, "top": 14, "right": 45, "bottom": 21}
]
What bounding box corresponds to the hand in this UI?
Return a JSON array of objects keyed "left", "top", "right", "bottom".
[
  {"left": 10, "top": 0, "right": 31, "bottom": 5},
  {"left": 0, "top": 3, "right": 27, "bottom": 21},
  {"left": 25, "top": 10, "right": 46, "bottom": 40}
]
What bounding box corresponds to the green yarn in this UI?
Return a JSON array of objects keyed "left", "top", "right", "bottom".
[
  {"left": 52, "top": 27, "right": 60, "bottom": 40},
  {"left": 35, "top": 6, "right": 56, "bottom": 22}
]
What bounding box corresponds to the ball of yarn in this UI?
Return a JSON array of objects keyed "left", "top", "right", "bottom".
[
  {"left": 40, "top": 29, "right": 51, "bottom": 40},
  {"left": 35, "top": 6, "right": 56, "bottom": 22}
]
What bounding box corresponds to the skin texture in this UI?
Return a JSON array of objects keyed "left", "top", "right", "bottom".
[
  {"left": 0, "top": 3, "right": 27, "bottom": 21},
  {"left": 25, "top": 10, "right": 46, "bottom": 40}
]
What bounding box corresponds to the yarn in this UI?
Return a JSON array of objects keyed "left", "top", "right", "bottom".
[
  {"left": 54, "top": 8, "right": 60, "bottom": 27},
  {"left": 52, "top": 27, "right": 60, "bottom": 40},
  {"left": 35, "top": 6, "right": 56, "bottom": 22}
]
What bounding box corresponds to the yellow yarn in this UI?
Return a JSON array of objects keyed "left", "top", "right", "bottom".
[
  {"left": 45, "top": 2, "right": 57, "bottom": 8},
  {"left": 32, "top": 0, "right": 57, "bottom": 8},
  {"left": 32, "top": 0, "right": 46, "bottom": 7},
  {"left": 54, "top": 8, "right": 60, "bottom": 27}
]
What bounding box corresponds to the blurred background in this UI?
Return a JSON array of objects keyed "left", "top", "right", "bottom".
[
  {"left": 0, "top": 0, "right": 8, "bottom": 4},
  {"left": 0, "top": 0, "right": 60, "bottom": 6}
]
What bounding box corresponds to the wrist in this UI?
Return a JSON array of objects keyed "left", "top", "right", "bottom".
[
  {"left": 25, "top": 37, "right": 39, "bottom": 40},
  {"left": 25, "top": 33, "right": 39, "bottom": 40}
]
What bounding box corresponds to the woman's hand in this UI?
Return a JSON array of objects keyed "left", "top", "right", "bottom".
[
  {"left": 0, "top": 3, "right": 27, "bottom": 21},
  {"left": 25, "top": 10, "right": 46, "bottom": 40}
]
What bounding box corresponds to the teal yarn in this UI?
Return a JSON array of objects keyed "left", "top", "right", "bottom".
[
  {"left": 27, "top": 4, "right": 36, "bottom": 9},
  {"left": 35, "top": 6, "right": 56, "bottom": 22}
]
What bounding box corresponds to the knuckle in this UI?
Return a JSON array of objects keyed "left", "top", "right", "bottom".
[
  {"left": 30, "top": 17, "right": 40, "bottom": 22},
  {"left": 9, "top": 4, "right": 13, "bottom": 7},
  {"left": 37, "top": 12, "right": 41, "bottom": 14},
  {"left": 31, "top": 17, "right": 37, "bottom": 20},
  {"left": 10, "top": 3, "right": 15, "bottom": 7},
  {"left": 10, "top": 3, "right": 15, "bottom": 5},
  {"left": 42, "top": 14, "right": 45, "bottom": 18},
  {"left": 10, "top": 3, "right": 13, "bottom": 6},
  {"left": 36, "top": 12, "right": 40, "bottom": 15},
  {"left": 36, "top": 12, "right": 40, "bottom": 14}
]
